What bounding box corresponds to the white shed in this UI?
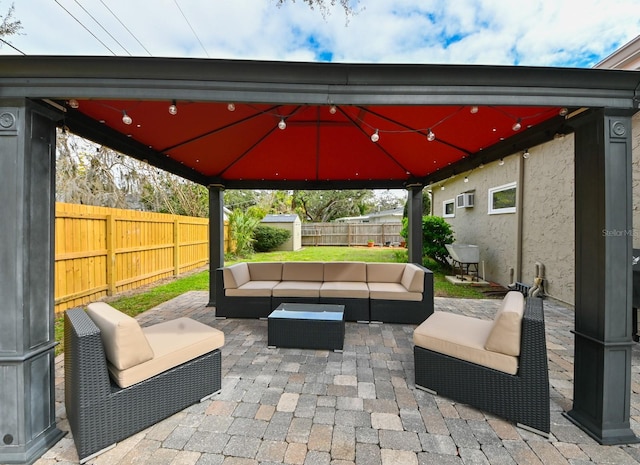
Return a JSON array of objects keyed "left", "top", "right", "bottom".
[{"left": 260, "top": 214, "right": 302, "bottom": 251}]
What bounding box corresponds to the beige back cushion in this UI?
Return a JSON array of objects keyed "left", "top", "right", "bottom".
[
  {"left": 282, "top": 262, "right": 324, "bottom": 281},
  {"left": 324, "top": 262, "right": 367, "bottom": 282},
  {"left": 484, "top": 291, "right": 525, "bottom": 356},
  {"left": 223, "top": 262, "right": 250, "bottom": 289},
  {"left": 248, "top": 262, "right": 283, "bottom": 281},
  {"left": 367, "top": 263, "right": 406, "bottom": 283},
  {"left": 86, "top": 302, "right": 154, "bottom": 370},
  {"left": 400, "top": 264, "right": 424, "bottom": 292}
]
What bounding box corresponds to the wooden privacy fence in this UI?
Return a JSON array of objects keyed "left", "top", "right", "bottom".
[
  {"left": 301, "top": 222, "right": 403, "bottom": 247},
  {"left": 54, "top": 203, "right": 230, "bottom": 314}
]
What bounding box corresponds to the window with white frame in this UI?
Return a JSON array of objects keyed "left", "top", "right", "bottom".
[
  {"left": 443, "top": 199, "right": 455, "bottom": 218},
  {"left": 488, "top": 182, "right": 517, "bottom": 214}
]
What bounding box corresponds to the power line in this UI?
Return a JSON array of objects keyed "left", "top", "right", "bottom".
[
  {"left": 173, "top": 0, "right": 210, "bottom": 58},
  {"left": 99, "top": 0, "right": 152, "bottom": 56},
  {"left": 54, "top": 0, "right": 116, "bottom": 55},
  {"left": 72, "top": 0, "right": 131, "bottom": 55},
  {"left": 0, "top": 37, "right": 26, "bottom": 55}
]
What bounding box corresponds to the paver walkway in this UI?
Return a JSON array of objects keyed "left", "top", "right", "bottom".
[{"left": 37, "top": 292, "right": 640, "bottom": 465}]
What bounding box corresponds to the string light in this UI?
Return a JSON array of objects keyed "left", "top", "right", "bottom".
[
  {"left": 426, "top": 129, "right": 435, "bottom": 142},
  {"left": 470, "top": 106, "right": 478, "bottom": 114},
  {"left": 329, "top": 105, "right": 337, "bottom": 114},
  {"left": 227, "top": 103, "right": 236, "bottom": 112},
  {"left": 68, "top": 99, "right": 79, "bottom": 109},
  {"left": 371, "top": 129, "right": 379, "bottom": 142},
  {"left": 278, "top": 118, "right": 287, "bottom": 130},
  {"left": 464, "top": 176, "right": 469, "bottom": 183},
  {"left": 440, "top": 185, "right": 445, "bottom": 191},
  {"left": 523, "top": 149, "right": 530, "bottom": 159},
  {"left": 512, "top": 118, "right": 522, "bottom": 131},
  {"left": 559, "top": 107, "right": 568, "bottom": 117},
  {"left": 499, "top": 158, "right": 505, "bottom": 166},
  {"left": 122, "top": 110, "right": 132, "bottom": 125},
  {"left": 168, "top": 100, "right": 178, "bottom": 115}
]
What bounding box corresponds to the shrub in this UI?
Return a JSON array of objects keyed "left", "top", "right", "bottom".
[
  {"left": 400, "top": 216, "right": 454, "bottom": 267},
  {"left": 228, "top": 209, "right": 260, "bottom": 257},
  {"left": 253, "top": 225, "right": 291, "bottom": 252}
]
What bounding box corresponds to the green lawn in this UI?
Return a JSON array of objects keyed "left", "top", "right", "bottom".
[{"left": 54, "top": 246, "right": 487, "bottom": 355}]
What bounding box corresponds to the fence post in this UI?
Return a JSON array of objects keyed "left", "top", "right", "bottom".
[
  {"left": 174, "top": 218, "right": 180, "bottom": 276},
  {"left": 106, "top": 214, "right": 116, "bottom": 296}
]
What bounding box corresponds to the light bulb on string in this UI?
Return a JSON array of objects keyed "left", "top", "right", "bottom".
[
  {"left": 122, "top": 111, "right": 132, "bottom": 125},
  {"left": 470, "top": 106, "right": 478, "bottom": 114},
  {"left": 512, "top": 118, "right": 522, "bottom": 131},
  {"left": 68, "top": 99, "right": 79, "bottom": 109},
  {"left": 499, "top": 158, "right": 505, "bottom": 166},
  {"left": 329, "top": 105, "right": 337, "bottom": 114},
  {"left": 523, "top": 149, "right": 530, "bottom": 159},
  {"left": 278, "top": 118, "right": 287, "bottom": 130},
  {"left": 426, "top": 129, "right": 435, "bottom": 142},
  {"left": 227, "top": 103, "right": 236, "bottom": 112},
  {"left": 464, "top": 176, "right": 469, "bottom": 183},
  {"left": 371, "top": 129, "right": 379, "bottom": 142},
  {"left": 168, "top": 100, "right": 178, "bottom": 115}
]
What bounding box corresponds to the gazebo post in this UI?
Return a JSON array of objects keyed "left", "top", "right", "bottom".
[
  {"left": 566, "top": 109, "right": 639, "bottom": 444},
  {"left": 208, "top": 186, "right": 225, "bottom": 307},
  {"left": 0, "top": 99, "right": 64, "bottom": 463},
  {"left": 407, "top": 185, "right": 423, "bottom": 264}
]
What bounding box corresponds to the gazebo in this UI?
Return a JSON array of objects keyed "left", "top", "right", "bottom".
[{"left": 0, "top": 56, "right": 638, "bottom": 463}]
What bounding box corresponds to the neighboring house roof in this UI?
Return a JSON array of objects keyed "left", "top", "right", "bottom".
[
  {"left": 261, "top": 214, "right": 300, "bottom": 223},
  {"left": 594, "top": 35, "right": 640, "bottom": 70}
]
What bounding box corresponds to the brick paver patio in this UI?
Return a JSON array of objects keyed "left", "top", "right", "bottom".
[{"left": 38, "top": 291, "right": 640, "bottom": 464}]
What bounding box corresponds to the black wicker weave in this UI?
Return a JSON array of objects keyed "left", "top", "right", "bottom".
[
  {"left": 268, "top": 303, "right": 345, "bottom": 350},
  {"left": 414, "top": 297, "right": 549, "bottom": 435},
  {"left": 64, "top": 309, "right": 222, "bottom": 463}
]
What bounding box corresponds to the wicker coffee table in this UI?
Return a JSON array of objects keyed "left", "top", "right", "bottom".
[{"left": 268, "top": 303, "right": 345, "bottom": 351}]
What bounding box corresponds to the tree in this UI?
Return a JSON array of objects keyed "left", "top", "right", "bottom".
[
  {"left": 276, "top": 0, "right": 356, "bottom": 17},
  {"left": 402, "top": 190, "right": 432, "bottom": 217},
  {"left": 0, "top": 2, "right": 21, "bottom": 41},
  {"left": 292, "top": 189, "right": 373, "bottom": 222}
]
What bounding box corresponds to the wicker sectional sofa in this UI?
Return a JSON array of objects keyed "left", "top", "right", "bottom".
[
  {"left": 215, "top": 261, "right": 434, "bottom": 324},
  {"left": 413, "top": 292, "right": 549, "bottom": 435},
  {"left": 65, "top": 303, "right": 225, "bottom": 463}
]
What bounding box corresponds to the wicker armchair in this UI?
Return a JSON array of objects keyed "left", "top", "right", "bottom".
[
  {"left": 414, "top": 296, "right": 549, "bottom": 435},
  {"left": 64, "top": 309, "right": 222, "bottom": 463}
]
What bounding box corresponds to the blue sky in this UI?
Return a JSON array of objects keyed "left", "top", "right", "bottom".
[{"left": 2, "top": 0, "right": 639, "bottom": 66}]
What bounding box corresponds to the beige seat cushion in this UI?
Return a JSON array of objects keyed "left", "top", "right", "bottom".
[
  {"left": 223, "top": 262, "right": 250, "bottom": 289},
  {"left": 226, "top": 281, "right": 280, "bottom": 297},
  {"left": 485, "top": 291, "right": 525, "bottom": 356},
  {"left": 368, "top": 282, "right": 423, "bottom": 301},
  {"left": 281, "top": 262, "right": 324, "bottom": 282},
  {"left": 86, "top": 302, "right": 154, "bottom": 370},
  {"left": 272, "top": 281, "right": 322, "bottom": 298},
  {"left": 400, "top": 264, "right": 424, "bottom": 293},
  {"left": 414, "top": 311, "right": 518, "bottom": 375},
  {"left": 324, "top": 262, "right": 367, "bottom": 282},
  {"left": 320, "top": 281, "right": 369, "bottom": 299},
  {"left": 367, "top": 263, "right": 406, "bottom": 283},
  {"left": 248, "top": 262, "right": 283, "bottom": 281},
  {"left": 108, "top": 317, "right": 225, "bottom": 388}
]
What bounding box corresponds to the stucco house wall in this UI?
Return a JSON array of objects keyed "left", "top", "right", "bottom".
[{"left": 432, "top": 113, "right": 639, "bottom": 306}]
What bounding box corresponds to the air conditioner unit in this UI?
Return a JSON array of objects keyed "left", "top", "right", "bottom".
[{"left": 456, "top": 192, "right": 474, "bottom": 208}]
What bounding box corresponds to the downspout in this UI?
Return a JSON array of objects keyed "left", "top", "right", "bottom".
[{"left": 515, "top": 153, "right": 525, "bottom": 283}]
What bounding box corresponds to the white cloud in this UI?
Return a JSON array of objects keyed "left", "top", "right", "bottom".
[{"left": 3, "top": 0, "right": 639, "bottom": 67}]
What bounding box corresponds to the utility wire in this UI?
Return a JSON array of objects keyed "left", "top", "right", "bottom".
[
  {"left": 173, "top": 0, "right": 210, "bottom": 58},
  {"left": 72, "top": 0, "right": 131, "bottom": 55},
  {"left": 99, "top": 0, "right": 152, "bottom": 56},
  {"left": 0, "top": 37, "right": 26, "bottom": 55},
  {"left": 54, "top": 0, "right": 116, "bottom": 55}
]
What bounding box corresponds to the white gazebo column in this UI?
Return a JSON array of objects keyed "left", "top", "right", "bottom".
[
  {"left": 566, "top": 108, "right": 639, "bottom": 444},
  {"left": 0, "top": 99, "right": 64, "bottom": 463}
]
